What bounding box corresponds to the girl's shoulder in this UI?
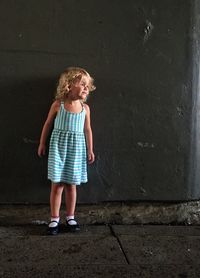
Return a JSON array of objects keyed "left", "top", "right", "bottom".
[
  {"left": 51, "top": 100, "right": 61, "bottom": 112},
  {"left": 83, "top": 103, "right": 90, "bottom": 112}
]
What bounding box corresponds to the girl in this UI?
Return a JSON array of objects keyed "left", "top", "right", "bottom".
[{"left": 38, "top": 67, "right": 96, "bottom": 235}]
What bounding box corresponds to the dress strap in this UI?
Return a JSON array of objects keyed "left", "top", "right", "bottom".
[{"left": 60, "top": 101, "right": 64, "bottom": 109}]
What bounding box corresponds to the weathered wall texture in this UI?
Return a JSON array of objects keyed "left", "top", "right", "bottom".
[{"left": 0, "top": 0, "right": 199, "bottom": 203}]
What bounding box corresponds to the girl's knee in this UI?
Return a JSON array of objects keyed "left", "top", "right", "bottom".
[
  {"left": 65, "top": 184, "right": 76, "bottom": 192},
  {"left": 51, "top": 183, "right": 64, "bottom": 194}
]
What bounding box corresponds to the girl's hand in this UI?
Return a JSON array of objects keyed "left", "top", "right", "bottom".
[
  {"left": 88, "top": 151, "right": 95, "bottom": 164},
  {"left": 38, "top": 144, "right": 46, "bottom": 157}
]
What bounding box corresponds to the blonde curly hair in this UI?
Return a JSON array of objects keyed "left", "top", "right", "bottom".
[{"left": 55, "top": 67, "right": 96, "bottom": 101}]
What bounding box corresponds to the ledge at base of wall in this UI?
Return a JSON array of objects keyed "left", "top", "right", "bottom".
[{"left": 1, "top": 201, "right": 200, "bottom": 225}]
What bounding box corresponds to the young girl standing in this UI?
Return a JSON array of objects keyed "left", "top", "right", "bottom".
[{"left": 38, "top": 67, "right": 96, "bottom": 235}]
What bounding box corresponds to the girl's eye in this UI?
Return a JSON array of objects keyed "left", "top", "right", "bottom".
[{"left": 81, "top": 82, "right": 89, "bottom": 89}]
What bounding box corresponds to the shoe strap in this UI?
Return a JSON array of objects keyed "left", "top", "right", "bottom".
[
  {"left": 67, "top": 219, "right": 75, "bottom": 222},
  {"left": 49, "top": 220, "right": 59, "bottom": 224}
]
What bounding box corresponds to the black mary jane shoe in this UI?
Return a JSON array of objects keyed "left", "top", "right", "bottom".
[
  {"left": 47, "top": 220, "right": 59, "bottom": 235},
  {"left": 66, "top": 219, "right": 80, "bottom": 232}
]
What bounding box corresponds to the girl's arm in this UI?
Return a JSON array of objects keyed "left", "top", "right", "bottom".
[
  {"left": 38, "top": 100, "right": 60, "bottom": 157},
  {"left": 84, "top": 104, "right": 95, "bottom": 164}
]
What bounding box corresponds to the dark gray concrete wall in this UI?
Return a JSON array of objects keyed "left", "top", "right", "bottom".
[{"left": 0, "top": 0, "right": 198, "bottom": 203}]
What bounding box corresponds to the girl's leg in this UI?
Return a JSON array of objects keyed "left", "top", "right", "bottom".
[
  {"left": 64, "top": 184, "right": 80, "bottom": 231},
  {"left": 50, "top": 182, "right": 64, "bottom": 218},
  {"left": 64, "top": 184, "right": 77, "bottom": 216}
]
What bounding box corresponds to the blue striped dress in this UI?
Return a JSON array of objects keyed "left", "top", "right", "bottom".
[{"left": 48, "top": 101, "right": 87, "bottom": 185}]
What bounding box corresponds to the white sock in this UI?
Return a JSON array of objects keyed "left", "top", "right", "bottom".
[
  {"left": 66, "top": 215, "right": 77, "bottom": 225},
  {"left": 49, "top": 217, "right": 60, "bottom": 228}
]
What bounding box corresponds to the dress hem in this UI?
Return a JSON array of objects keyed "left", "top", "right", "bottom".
[{"left": 48, "top": 178, "right": 88, "bottom": 186}]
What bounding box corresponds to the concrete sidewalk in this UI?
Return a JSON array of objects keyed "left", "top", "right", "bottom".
[{"left": 1, "top": 206, "right": 200, "bottom": 277}]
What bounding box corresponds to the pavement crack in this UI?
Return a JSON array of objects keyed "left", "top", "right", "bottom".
[{"left": 109, "top": 224, "right": 130, "bottom": 265}]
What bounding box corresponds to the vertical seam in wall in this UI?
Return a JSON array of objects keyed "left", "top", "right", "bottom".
[{"left": 188, "top": 0, "right": 200, "bottom": 198}]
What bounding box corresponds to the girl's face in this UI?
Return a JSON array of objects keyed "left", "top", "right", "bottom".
[{"left": 68, "top": 76, "right": 90, "bottom": 101}]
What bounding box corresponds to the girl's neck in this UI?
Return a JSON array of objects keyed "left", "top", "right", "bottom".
[{"left": 64, "top": 96, "right": 80, "bottom": 105}]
